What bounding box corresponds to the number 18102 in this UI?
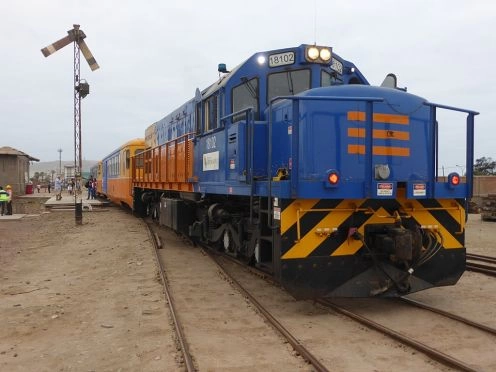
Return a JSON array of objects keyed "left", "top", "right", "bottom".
[{"left": 269, "top": 52, "right": 295, "bottom": 67}]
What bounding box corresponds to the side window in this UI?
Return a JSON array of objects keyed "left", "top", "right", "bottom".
[
  {"left": 134, "top": 149, "right": 144, "bottom": 168},
  {"left": 267, "top": 69, "right": 310, "bottom": 103},
  {"left": 232, "top": 78, "right": 259, "bottom": 122},
  {"left": 204, "top": 94, "right": 218, "bottom": 131},
  {"left": 195, "top": 103, "right": 202, "bottom": 134},
  {"left": 321, "top": 70, "right": 342, "bottom": 86},
  {"left": 125, "top": 149, "right": 130, "bottom": 169}
]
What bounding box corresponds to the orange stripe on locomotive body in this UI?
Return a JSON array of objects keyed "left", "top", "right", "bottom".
[
  {"left": 347, "top": 128, "right": 410, "bottom": 141},
  {"left": 347, "top": 110, "right": 411, "bottom": 157},
  {"left": 347, "top": 111, "right": 410, "bottom": 125},
  {"left": 347, "top": 144, "right": 410, "bottom": 156}
]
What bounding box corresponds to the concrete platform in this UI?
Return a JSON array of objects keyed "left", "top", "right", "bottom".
[
  {"left": 44, "top": 194, "right": 104, "bottom": 209},
  {"left": 0, "top": 213, "right": 28, "bottom": 221},
  {"left": 1, "top": 192, "right": 107, "bottom": 220}
]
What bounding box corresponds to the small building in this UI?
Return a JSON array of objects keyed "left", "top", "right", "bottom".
[
  {"left": 64, "top": 164, "right": 76, "bottom": 180},
  {"left": 0, "top": 146, "right": 39, "bottom": 195}
]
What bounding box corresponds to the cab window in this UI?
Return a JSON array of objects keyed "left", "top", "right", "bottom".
[
  {"left": 321, "top": 70, "right": 342, "bottom": 86},
  {"left": 267, "top": 69, "right": 310, "bottom": 103},
  {"left": 232, "top": 77, "right": 259, "bottom": 122},
  {"left": 204, "top": 94, "right": 218, "bottom": 131}
]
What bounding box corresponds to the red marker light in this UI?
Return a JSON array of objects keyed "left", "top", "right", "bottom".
[
  {"left": 448, "top": 172, "right": 460, "bottom": 187},
  {"left": 328, "top": 172, "right": 339, "bottom": 185}
]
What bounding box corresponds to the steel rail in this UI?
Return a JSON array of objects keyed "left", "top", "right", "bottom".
[
  {"left": 145, "top": 222, "right": 196, "bottom": 372},
  {"left": 400, "top": 297, "right": 496, "bottom": 335},
  {"left": 203, "top": 249, "right": 329, "bottom": 372},
  {"left": 318, "top": 299, "right": 480, "bottom": 372},
  {"left": 466, "top": 253, "right": 496, "bottom": 264},
  {"left": 466, "top": 263, "right": 496, "bottom": 277}
]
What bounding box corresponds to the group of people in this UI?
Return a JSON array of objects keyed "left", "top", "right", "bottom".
[
  {"left": 86, "top": 177, "right": 97, "bottom": 200},
  {"left": 0, "top": 185, "right": 13, "bottom": 216}
]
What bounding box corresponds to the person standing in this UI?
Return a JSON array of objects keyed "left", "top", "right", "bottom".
[
  {"left": 86, "top": 177, "right": 93, "bottom": 200},
  {"left": 47, "top": 182, "right": 51, "bottom": 193},
  {"left": 5, "top": 185, "right": 13, "bottom": 215},
  {"left": 54, "top": 176, "right": 62, "bottom": 201},
  {"left": 91, "top": 178, "right": 97, "bottom": 199},
  {"left": 0, "top": 186, "right": 8, "bottom": 216}
]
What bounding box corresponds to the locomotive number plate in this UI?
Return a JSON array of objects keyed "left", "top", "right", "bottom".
[
  {"left": 269, "top": 52, "right": 295, "bottom": 67},
  {"left": 330, "top": 58, "right": 343, "bottom": 74}
]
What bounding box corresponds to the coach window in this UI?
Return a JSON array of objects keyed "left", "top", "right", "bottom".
[
  {"left": 232, "top": 77, "right": 259, "bottom": 122},
  {"left": 134, "top": 149, "right": 144, "bottom": 168},
  {"left": 267, "top": 69, "right": 310, "bottom": 103},
  {"left": 204, "top": 94, "right": 218, "bottom": 131},
  {"left": 125, "top": 149, "right": 131, "bottom": 169}
]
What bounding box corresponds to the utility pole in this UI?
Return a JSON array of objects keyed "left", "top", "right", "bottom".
[{"left": 58, "top": 148, "right": 63, "bottom": 177}]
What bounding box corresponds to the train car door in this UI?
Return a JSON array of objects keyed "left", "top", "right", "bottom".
[{"left": 102, "top": 159, "right": 108, "bottom": 194}]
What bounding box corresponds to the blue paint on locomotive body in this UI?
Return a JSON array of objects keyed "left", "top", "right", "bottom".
[{"left": 144, "top": 44, "right": 476, "bottom": 201}]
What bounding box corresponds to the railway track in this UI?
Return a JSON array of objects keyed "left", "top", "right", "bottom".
[
  {"left": 466, "top": 253, "right": 496, "bottom": 277},
  {"left": 317, "top": 299, "right": 483, "bottom": 372},
  {"left": 210, "top": 249, "right": 496, "bottom": 371},
  {"left": 146, "top": 221, "right": 323, "bottom": 371},
  {"left": 201, "top": 248, "right": 329, "bottom": 372},
  {"left": 146, "top": 221, "right": 195, "bottom": 372},
  {"left": 400, "top": 297, "right": 496, "bottom": 336},
  {"left": 146, "top": 221, "right": 495, "bottom": 371}
]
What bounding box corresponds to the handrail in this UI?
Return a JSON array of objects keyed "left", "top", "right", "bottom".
[{"left": 424, "top": 102, "right": 479, "bottom": 198}]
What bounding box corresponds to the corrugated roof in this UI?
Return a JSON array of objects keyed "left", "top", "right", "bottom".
[{"left": 0, "top": 146, "right": 39, "bottom": 161}]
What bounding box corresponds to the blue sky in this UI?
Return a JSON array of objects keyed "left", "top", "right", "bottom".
[{"left": 1, "top": 0, "right": 494, "bottom": 174}]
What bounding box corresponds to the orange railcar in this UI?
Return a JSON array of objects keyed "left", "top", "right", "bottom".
[{"left": 101, "top": 138, "right": 145, "bottom": 208}]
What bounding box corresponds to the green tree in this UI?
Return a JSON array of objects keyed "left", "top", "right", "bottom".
[{"left": 473, "top": 157, "right": 496, "bottom": 175}]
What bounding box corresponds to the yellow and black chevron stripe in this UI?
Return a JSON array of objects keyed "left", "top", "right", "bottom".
[{"left": 279, "top": 194, "right": 465, "bottom": 259}]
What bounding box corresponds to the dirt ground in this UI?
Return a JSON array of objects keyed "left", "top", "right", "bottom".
[
  {"left": 1, "top": 195, "right": 495, "bottom": 371},
  {"left": 0, "top": 196, "right": 177, "bottom": 372}
]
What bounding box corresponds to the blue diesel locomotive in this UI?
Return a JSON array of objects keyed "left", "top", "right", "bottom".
[{"left": 132, "top": 44, "right": 478, "bottom": 298}]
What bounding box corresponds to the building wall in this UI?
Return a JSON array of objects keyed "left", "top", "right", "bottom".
[
  {"left": 0, "top": 155, "right": 29, "bottom": 195},
  {"left": 473, "top": 176, "right": 496, "bottom": 196}
]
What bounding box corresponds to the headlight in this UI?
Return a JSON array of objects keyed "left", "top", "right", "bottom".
[
  {"left": 257, "top": 55, "right": 266, "bottom": 65},
  {"left": 307, "top": 46, "right": 319, "bottom": 60},
  {"left": 319, "top": 48, "right": 331, "bottom": 62},
  {"left": 305, "top": 45, "right": 332, "bottom": 64}
]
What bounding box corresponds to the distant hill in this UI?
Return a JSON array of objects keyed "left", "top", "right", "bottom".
[{"left": 31, "top": 160, "right": 98, "bottom": 175}]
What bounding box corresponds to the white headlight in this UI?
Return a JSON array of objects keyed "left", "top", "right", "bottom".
[
  {"left": 257, "top": 55, "right": 266, "bottom": 65},
  {"left": 307, "top": 47, "right": 319, "bottom": 60},
  {"left": 320, "top": 48, "right": 331, "bottom": 62}
]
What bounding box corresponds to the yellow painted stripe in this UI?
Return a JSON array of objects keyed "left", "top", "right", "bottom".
[
  {"left": 348, "top": 128, "right": 410, "bottom": 141},
  {"left": 348, "top": 111, "right": 410, "bottom": 125},
  {"left": 396, "top": 198, "right": 463, "bottom": 249},
  {"left": 331, "top": 207, "right": 391, "bottom": 256},
  {"left": 280, "top": 199, "right": 320, "bottom": 235},
  {"left": 348, "top": 144, "right": 410, "bottom": 156},
  {"left": 436, "top": 199, "right": 465, "bottom": 232},
  {"left": 282, "top": 200, "right": 357, "bottom": 259}
]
